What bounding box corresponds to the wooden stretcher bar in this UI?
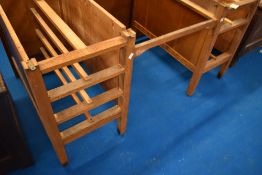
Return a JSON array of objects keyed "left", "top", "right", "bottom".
[
  {"left": 134, "top": 19, "right": 216, "bottom": 57},
  {"left": 35, "top": 29, "right": 92, "bottom": 104},
  {"left": 1, "top": 0, "right": 257, "bottom": 166},
  {"left": 38, "top": 37, "right": 127, "bottom": 74}
]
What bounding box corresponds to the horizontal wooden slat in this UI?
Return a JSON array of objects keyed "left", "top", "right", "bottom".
[
  {"left": 31, "top": 8, "right": 90, "bottom": 80},
  {"left": 39, "top": 36, "right": 127, "bottom": 74},
  {"left": 219, "top": 18, "right": 247, "bottom": 34},
  {"left": 204, "top": 52, "right": 231, "bottom": 73},
  {"left": 36, "top": 29, "right": 92, "bottom": 104},
  {"left": 40, "top": 47, "right": 93, "bottom": 120},
  {"left": 31, "top": 8, "right": 68, "bottom": 52},
  {"left": 48, "top": 64, "right": 125, "bottom": 102},
  {"left": 61, "top": 105, "right": 121, "bottom": 144},
  {"left": 34, "top": 0, "right": 87, "bottom": 49},
  {"left": 134, "top": 19, "right": 216, "bottom": 57},
  {"left": 133, "top": 21, "right": 195, "bottom": 71},
  {"left": 55, "top": 88, "right": 123, "bottom": 124}
]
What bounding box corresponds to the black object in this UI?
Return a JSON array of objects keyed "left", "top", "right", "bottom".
[{"left": 0, "top": 73, "right": 33, "bottom": 175}]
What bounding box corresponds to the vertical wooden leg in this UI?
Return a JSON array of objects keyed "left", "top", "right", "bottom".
[
  {"left": 187, "top": 70, "right": 203, "bottom": 96},
  {"left": 117, "top": 58, "right": 133, "bottom": 135},
  {"left": 217, "top": 60, "right": 231, "bottom": 79},
  {"left": 23, "top": 59, "right": 68, "bottom": 165},
  {"left": 50, "top": 139, "right": 68, "bottom": 166},
  {"left": 217, "top": 29, "right": 245, "bottom": 79},
  {"left": 218, "top": 2, "right": 259, "bottom": 79},
  {"left": 117, "top": 29, "right": 136, "bottom": 135}
]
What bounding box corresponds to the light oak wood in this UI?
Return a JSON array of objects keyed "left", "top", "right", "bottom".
[
  {"left": 55, "top": 88, "right": 123, "bottom": 124},
  {"left": 117, "top": 29, "right": 136, "bottom": 135},
  {"left": 48, "top": 65, "right": 125, "bottom": 102},
  {"left": 61, "top": 106, "right": 121, "bottom": 144},
  {"left": 134, "top": 19, "right": 215, "bottom": 57},
  {"left": 31, "top": 8, "right": 90, "bottom": 81},
  {"left": 35, "top": 29, "right": 92, "bottom": 104},
  {"left": 191, "top": 0, "right": 259, "bottom": 80},
  {"left": 0, "top": 1, "right": 133, "bottom": 165},
  {"left": 40, "top": 47, "right": 93, "bottom": 121},
  {"left": 1, "top": 0, "right": 258, "bottom": 166},
  {"left": 38, "top": 36, "right": 127, "bottom": 74}
]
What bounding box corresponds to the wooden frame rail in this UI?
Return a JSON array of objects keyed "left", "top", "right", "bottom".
[
  {"left": 38, "top": 37, "right": 127, "bottom": 74},
  {"left": 134, "top": 19, "right": 216, "bottom": 57},
  {"left": 1, "top": 0, "right": 258, "bottom": 166}
]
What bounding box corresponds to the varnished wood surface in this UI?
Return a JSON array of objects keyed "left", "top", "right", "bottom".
[
  {"left": 0, "top": 0, "right": 134, "bottom": 165},
  {"left": 95, "top": 0, "right": 133, "bottom": 27},
  {"left": 0, "top": 0, "right": 60, "bottom": 57}
]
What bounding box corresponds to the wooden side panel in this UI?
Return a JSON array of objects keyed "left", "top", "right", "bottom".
[
  {"left": 94, "top": 0, "right": 133, "bottom": 27},
  {"left": 133, "top": 0, "right": 208, "bottom": 65},
  {"left": 189, "top": 0, "right": 218, "bottom": 11},
  {"left": 0, "top": 0, "right": 61, "bottom": 57},
  {"left": 133, "top": 0, "right": 205, "bottom": 32},
  {"left": 61, "top": 0, "right": 126, "bottom": 89},
  {"left": 215, "top": 30, "right": 237, "bottom": 52}
]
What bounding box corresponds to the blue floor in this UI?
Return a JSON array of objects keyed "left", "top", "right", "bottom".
[{"left": 1, "top": 41, "right": 262, "bottom": 175}]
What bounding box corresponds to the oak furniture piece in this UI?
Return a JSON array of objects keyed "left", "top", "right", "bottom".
[
  {"left": 0, "top": 0, "right": 224, "bottom": 165},
  {"left": 0, "top": 73, "right": 33, "bottom": 174},
  {"left": 191, "top": 0, "right": 259, "bottom": 80},
  {"left": 232, "top": 2, "right": 262, "bottom": 65},
  {"left": 0, "top": 0, "right": 258, "bottom": 166},
  {"left": 132, "top": 0, "right": 259, "bottom": 95},
  {"left": 1, "top": 0, "right": 259, "bottom": 96},
  {"left": 0, "top": 0, "right": 134, "bottom": 165}
]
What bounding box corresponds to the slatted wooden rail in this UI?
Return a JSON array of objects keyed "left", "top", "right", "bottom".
[{"left": 0, "top": 0, "right": 135, "bottom": 165}]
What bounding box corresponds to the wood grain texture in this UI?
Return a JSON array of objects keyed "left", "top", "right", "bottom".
[
  {"left": 133, "top": 0, "right": 207, "bottom": 66},
  {"left": 0, "top": 0, "right": 61, "bottom": 57},
  {"left": 0, "top": 1, "right": 132, "bottom": 165},
  {"left": 51, "top": 0, "right": 126, "bottom": 90},
  {"left": 95, "top": 0, "right": 133, "bottom": 27}
]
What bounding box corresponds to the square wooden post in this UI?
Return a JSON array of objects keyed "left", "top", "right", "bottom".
[
  {"left": 117, "top": 29, "right": 136, "bottom": 135},
  {"left": 187, "top": 4, "right": 228, "bottom": 96},
  {"left": 22, "top": 59, "right": 68, "bottom": 165}
]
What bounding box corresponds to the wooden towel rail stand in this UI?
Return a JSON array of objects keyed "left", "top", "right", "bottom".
[
  {"left": 0, "top": 0, "right": 135, "bottom": 165},
  {"left": 0, "top": 0, "right": 259, "bottom": 165}
]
